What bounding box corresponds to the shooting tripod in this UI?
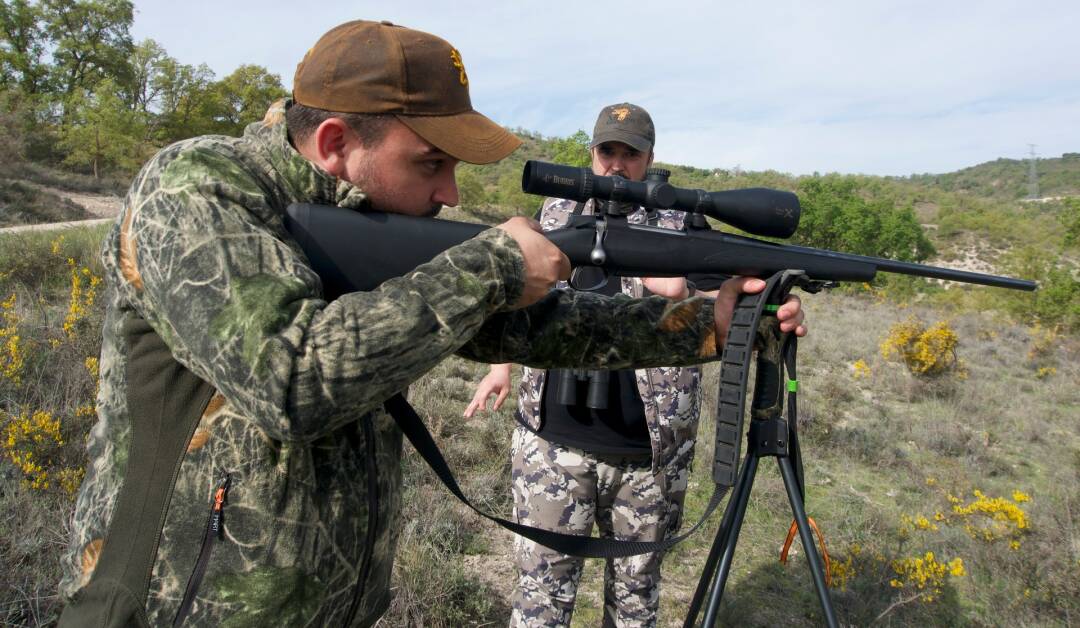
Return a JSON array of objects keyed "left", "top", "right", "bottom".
[{"left": 684, "top": 271, "right": 839, "bottom": 628}]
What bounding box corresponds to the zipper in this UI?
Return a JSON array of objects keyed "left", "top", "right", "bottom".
[
  {"left": 173, "top": 472, "right": 231, "bottom": 627},
  {"left": 344, "top": 416, "right": 380, "bottom": 625}
]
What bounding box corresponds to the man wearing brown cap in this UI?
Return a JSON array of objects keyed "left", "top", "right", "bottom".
[
  {"left": 58, "top": 21, "right": 803, "bottom": 627},
  {"left": 465, "top": 103, "right": 805, "bottom": 627}
]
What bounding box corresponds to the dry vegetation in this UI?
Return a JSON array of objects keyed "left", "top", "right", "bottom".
[{"left": 1, "top": 225, "right": 1078, "bottom": 627}]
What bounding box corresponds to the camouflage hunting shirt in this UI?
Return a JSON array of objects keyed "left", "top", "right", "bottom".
[
  {"left": 517, "top": 198, "right": 704, "bottom": 476},
  {"left": 59, "top": 101, "right": 719, "bottom": 626}
]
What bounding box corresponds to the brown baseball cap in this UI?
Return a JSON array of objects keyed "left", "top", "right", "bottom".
[
  {"left": 293, "top": 20, "right": 521, "bottom": 164},
  {"left": 590, "top": 103, "right": 655, "bottom": 153}
]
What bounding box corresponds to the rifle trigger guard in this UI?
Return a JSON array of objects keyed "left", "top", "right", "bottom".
[{"left": 590, "top": 218, "right": 608, "bottom": 265}]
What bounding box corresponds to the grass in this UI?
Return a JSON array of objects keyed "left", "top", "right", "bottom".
[{"left": 1, "top": 226, "right": 1078, "bottom": 627}]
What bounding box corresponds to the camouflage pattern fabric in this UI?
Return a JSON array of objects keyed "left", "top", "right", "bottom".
[
  {"left": 510, "top": 197, "right": 704, "bottom": 627},
  {"left": 60, "top": 100, "right": 720, "bottom": 625},
  {"left": 509, "top": 427, "right": 687, "bottom": 628}
]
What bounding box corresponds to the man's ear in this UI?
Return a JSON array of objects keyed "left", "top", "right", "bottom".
[
  {"left": 647, "top": 150, "right": 655, "bottom": 167},
  {"left": 311, "top": 118, "right": 354, "bottom": 177}
]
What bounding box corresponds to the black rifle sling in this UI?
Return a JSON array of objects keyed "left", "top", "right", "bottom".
[
  {"left": 382, "top": 271, "right": 796, "bottom": 558},
  {"left": 384, "top": 394, "right": 725, "bottom": 558},
  {"left": 712, "top": 271, "right": 800, "bottom": 487},
  {"left": 785, "top": 335, "right": 805, "bottom": 499}
]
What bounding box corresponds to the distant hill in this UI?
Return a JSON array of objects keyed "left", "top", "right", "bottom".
[{"left": 902, "top": 153, "right": 1080, "bottom": 201}]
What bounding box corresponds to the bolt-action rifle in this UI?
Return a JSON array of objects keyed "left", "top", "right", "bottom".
[
  {"left": 283, "top": 161, "right": 1035, "bottom": 627},
  {"left": 285, "top": 160, "right": 1036, "bottom": 298}
]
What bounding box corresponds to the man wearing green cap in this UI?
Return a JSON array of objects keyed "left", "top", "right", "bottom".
[
  {"left": 465, "top": 103, "right": 780, "bottom": 627},
  {"left": 58, "top": 20, "right": 804, "bottom": 627}
]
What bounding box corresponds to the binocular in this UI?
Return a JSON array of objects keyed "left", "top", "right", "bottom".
[{"left": 555, "top": 368, "right": 611, "bottom": 410}]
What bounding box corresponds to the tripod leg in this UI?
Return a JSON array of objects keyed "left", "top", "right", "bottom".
[
  {"left": 684, "top": 453, "right": 755, "bottom": 627},
  {"left": 777, "top": 456, "right": 839, "bottom": 628},
  {"left": 701, "top": 453, "right": 760, "bottom": 627}
]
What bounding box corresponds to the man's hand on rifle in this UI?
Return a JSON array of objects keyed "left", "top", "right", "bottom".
[
  {"left": 714, "top": 277, "right": 807, "bottom": 350},
  {"left": 497, "top": 217, "right": 571, "bottom": 309}
]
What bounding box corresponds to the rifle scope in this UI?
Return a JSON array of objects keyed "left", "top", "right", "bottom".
[{"left": 522, "top": 160, "right": 800, "bottom": 239}]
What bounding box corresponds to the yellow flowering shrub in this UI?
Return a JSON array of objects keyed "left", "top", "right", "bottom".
[
  {"left": 880, "top": 317, "right": 967, "bottom": 377},
  {"left": 829, "top": 544, "right": 860, "bottom": 591},
  {"left": 899, "top": 513, "right": 939, "bottom": 538},
  {"left": 861, "top": 282, "right": 888, "bottom": 304},
  {"left": 1026, "top": 324, "right": 1060, "bottom": 379},
  {"left": 1026, "top": 323, "right": 1059, "bottom": 363},
  {"left": 75, "top": 357, "right": 100, "bottom": 420},
  {"left": 3, "top": 409, "right": 64, "bottom": 490},
  {"left": 2, "top": 407, "right": 85, "bottom": 498},
  {"left": 60, "top": 259, "right": 101, "bottom": 341},
  {"left": 889, "top": 552, "right": 965, "bottom": 602},
  {"left": 1035, "top": 366, "right": 1057, "bottom": 379},
  {"left": 0, "top": 293, "right": 24, "bottom": 385},
  {"left": 852, "top": 359, "right": 872, "bottom": 379},
  {"left": 947, "top": 489, "right": 1030, "bottom": 548},
  {"left": 57, "top": 467, "right": 86, "bottom": 497}
]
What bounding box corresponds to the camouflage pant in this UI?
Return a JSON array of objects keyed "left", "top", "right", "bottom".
[{"left": 509, "top": 426, "right": 684, "bottom": 628}]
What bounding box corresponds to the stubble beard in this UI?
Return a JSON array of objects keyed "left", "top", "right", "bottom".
[{"left": 353, "top": 152, "right": 441, "bottom": 218}]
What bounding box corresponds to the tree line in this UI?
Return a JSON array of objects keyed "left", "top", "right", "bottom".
[{"left": 1, "top": 0, "right": 288, "bottom": 178}]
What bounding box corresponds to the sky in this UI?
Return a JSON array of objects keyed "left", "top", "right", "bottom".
[{"left": 130, "top": 0, "right": 1080, "bottom": 177}]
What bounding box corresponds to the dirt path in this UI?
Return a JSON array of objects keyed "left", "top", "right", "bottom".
[
  {"left": 0, "top": 217, "right": 114, "bottom": 234},
  {"left": 0, "top": 182, "right": 122, "bottom": 234}
]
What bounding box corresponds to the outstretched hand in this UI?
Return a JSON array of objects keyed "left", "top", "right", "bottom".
[{"left": 463, "top": 364, "right": 513, "bottom": 418}]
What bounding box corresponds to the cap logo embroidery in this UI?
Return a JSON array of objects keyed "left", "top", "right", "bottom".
[
  {"left": 450, "top": 49, "right": 468, "bottom": 86},
  {"left": 610, "top": 107, "right": 631, "bottom": 121}
]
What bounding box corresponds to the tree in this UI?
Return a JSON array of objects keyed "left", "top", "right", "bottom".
[
  {"left": 152, "top": 59, "right": 217, "bottom": 143},
  {"left": 206, "top": 64, "right": 287, "bottom": 137},
  {"left": 456, "top": 166, "right": 487, "bottom": 210},
  {"left": 551, "top": 129, "right": 590, "bottom": 168},
  {"left": 1062, "top": 197, "right": 1080, "bottom": 248},
  {"left": 58, "top": 78, "right": 146, "bottom": 177},
  {"left": 494, "top": 170, "right": 538, "bottom": 215},
  {"left": 794, "top": 174, "right": 933, "bottom": 261},
  {"left": 41, "top": 0, "right": 133, "bottom": 101},
  {"left": 124, "top": 38, "right": 168, "bottom": 114},
  {"left": 0, "top": 0, "right": 49, "bottom": 93}
]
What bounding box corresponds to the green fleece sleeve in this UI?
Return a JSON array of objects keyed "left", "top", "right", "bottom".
[{"left": 457, "top": 290, "right": 719, "bottom": 368}]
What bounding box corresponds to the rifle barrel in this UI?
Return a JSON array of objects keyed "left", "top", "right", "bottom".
[{"left": 764, "top": 238, "right": 1037, "bottom": 291}]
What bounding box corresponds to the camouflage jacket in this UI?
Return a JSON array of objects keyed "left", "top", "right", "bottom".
[
  {"left": 517, "top": 198, "right": 703, "bottom": 475},
  {"left": 60, "top": 102, "right": 720, "bottom": 626}
]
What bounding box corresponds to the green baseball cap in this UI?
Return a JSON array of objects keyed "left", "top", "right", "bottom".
[{"left": 590, "top": 103, "right": 655, "bottom": 153}]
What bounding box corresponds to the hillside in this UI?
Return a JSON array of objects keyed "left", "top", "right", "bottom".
[{"left": 904, "top": 152, "right": 1080, "bottom": 201}]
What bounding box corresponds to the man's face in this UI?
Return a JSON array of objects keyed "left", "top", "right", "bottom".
[
  {"left": 342, "top": 119, "right": 460, "bottom": 217},
  {"left": 591, "top": 141, "right": 653, "bottom": 182}
]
